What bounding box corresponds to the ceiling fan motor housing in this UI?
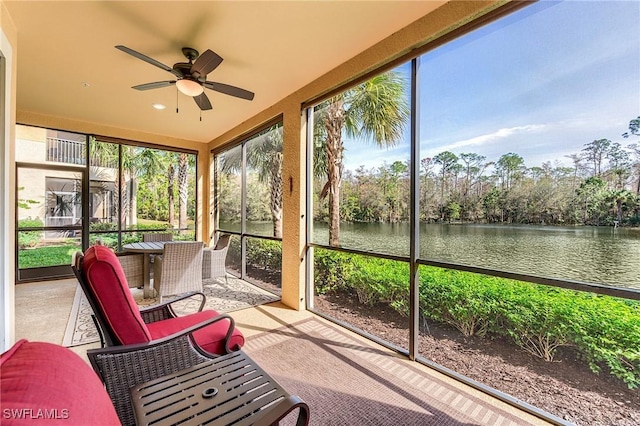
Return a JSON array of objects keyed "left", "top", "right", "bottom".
[{"left": 173, "top": 63, "right": 193, "bottom": 78}]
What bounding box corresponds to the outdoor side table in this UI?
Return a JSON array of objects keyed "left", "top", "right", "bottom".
[{"left": 129, "top": 350, "right": 309, "bottom": 426}]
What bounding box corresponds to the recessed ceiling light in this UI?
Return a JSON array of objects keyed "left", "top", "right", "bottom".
[{"left": 152, "top": 103, "right": 166, "bottom": 110}]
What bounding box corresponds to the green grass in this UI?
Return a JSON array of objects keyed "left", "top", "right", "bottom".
[{"left": 18, "top": 245, "right": 79, "bottom": 268}]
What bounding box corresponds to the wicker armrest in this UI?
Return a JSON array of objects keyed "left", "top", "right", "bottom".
[
  {"left": 139, "top": 304, "right": 173, "bottom": 323},
  {"left": 87, "top": 314, "right": 237, "bottom": 426},
  {"left": 139, "top": 291, "right": 207, "bottom": 323}
]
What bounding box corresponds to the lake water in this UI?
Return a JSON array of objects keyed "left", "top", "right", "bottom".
[{"left": 224, "top": 221, "right": 640, "bottom": 290}]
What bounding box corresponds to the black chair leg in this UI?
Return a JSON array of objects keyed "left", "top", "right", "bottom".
[{"left": 91, "top": 314, "right": 106, "bottom": 348}]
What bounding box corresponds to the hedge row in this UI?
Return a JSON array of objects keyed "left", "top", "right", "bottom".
[
  {"left": 313, "top": 248, "right": 640, "bottom": 389},
  {"left": 227, "top": 237, "right": 282, "bottom": 273}
]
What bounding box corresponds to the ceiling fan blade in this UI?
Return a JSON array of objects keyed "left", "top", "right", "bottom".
[
  {"left": 190, "top": 49, "right": 223, "bottom": 78},
  {"left": 115, "top": 45, "right": 177, "bottom": 75},
  {"left": 203, "top": 81, "right": 255, "bottom": 101},
  {"left": 132, "top": 81, "right": 176, "bottom": 91},
  {"left": 193, "top": 92, "right": 212, "bottom": 110}
]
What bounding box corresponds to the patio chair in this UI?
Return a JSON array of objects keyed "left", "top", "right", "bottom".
[
  {"left": 72, "top": 244, "right": 244, "bottom": 356},
  {"left": 202, "top": 233, "right": 231, "bottom": 283},
  {"left": 142, "top": 232, "right": 173, "bottom": 267},
  {"left": 153, "top": 241, "right": 204, "bottom": 303},
  {"left": 116, "top": 252, "right": 144, "bottom": 289},
  {"left": 142, "top": 232, "right": 173, "bottom": 242}
]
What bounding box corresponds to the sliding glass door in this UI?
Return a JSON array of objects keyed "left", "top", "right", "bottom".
[
  {"left": 15, "top": 125, "right": 199, "bottom": 282},
  {"left": 213, "top": 120, "right": 284, "bottom": 295},
  {"left": 16, "top": 163, "right": 85, "bottom": 281}
]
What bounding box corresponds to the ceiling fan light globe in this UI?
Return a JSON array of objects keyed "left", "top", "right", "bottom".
[{"left": 176, "top": 79, "right": 204, "bottom": 96}]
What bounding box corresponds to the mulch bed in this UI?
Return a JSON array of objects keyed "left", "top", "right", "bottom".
[{"left": 314, "top": 291, "right": 640, "bottom": 426}]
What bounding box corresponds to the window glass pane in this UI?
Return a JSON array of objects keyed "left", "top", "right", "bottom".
[
  {"left": 17, "top": 167, "right": 83, "bottom": 270},
  {"left": 245, "top": 236, "right": 281, "bottom": 295},
  {"left": 313, "top": 248, "right": 410, "bottom": 348},
  {"left": 18, "top": 169, "right": 83, "bottom": 231},
  {"left": 15, "top": 125, "right": 197, "bottom": 278},
  {"left": 418, "top": 1, "right": 640, "bottom": 289},
  {"left": 118, "top": 146, "right": 196, "bottom": 235},
  {"left": 18, "top": 232, "right": 81, "bottom": 269},
  {"left": 213, "top": 122, "right": 283, "bottom": 301},
  {"left": 89, "top": 139, "right": 119, "bottom": 243},
  {"left": 218, "top": 145, "right": 242, "bottom": 233},
  {"left": 311, "top": 65, "right": 411, "bottom": 256},
  {"left": 411, "top": 2, "right": 640, "bottom": 424},
  {"left": 417, "top": 265, "right": 640, "bottom": 425},
  {"left": 16, "top": 125, "right": 86, "bottom": 166},
  {"left": 245, "top": 124, "right": 283, "bottom": 238}
]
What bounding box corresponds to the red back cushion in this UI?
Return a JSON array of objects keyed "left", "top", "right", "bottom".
[
  {"left": 82, "top": 245, "right": 151, "bottom": 344},
  {"left": 0, "top": 340, "right": 120, "bottom": 425}
]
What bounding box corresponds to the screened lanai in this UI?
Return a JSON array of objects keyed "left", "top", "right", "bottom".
[{"left": 2, "top": 1, "right": 639, "bottom": 425}]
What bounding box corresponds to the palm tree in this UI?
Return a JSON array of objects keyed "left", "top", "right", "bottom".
[
  {"left": 607, "top": 189, "right": 634, "bottom": 225},
  {"left": 164, "top": 152, "right": 178, "bottom": 227},
  {"left": 177, "top": 152, "right": 191, "bottom": 231},
  {"left": 120, "top": 146, "right": 164, "bottom": 227},
  {"left": 315, "top": 71, "right": 410, "bottom": 246},
  {"left": 246, "top": 126, "right": 284, "bottom": 237}
]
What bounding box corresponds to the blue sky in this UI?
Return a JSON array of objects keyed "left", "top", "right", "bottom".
[{"left": 343, "top": 0, "right": 640, "bottom": 173}]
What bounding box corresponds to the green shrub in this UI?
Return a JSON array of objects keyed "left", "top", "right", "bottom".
[
  {"left": 246, "top": 239, "right": 281, "bottom": 272},
  {"left": 18, "top": 218, "right": 44, "bottom": 249},
  {"left": 419, "top": 268, "right": 500, "bottom": 337},
  {"left": 313, "top": 253, "right": 640, "bottom": 388},
  {"left": 314, "top": 249, "right": 357, "bottom": 294},
  {"left": 498, "top": 284, "right": 575, "bottom": 361},
  {"left": 568, "top": 294, "right": 640, "bottom": 389},
  {"left": 351, "top": 257, "right": 409, "bottom": 310},
  {"left": 89, "top": 222, "right": 117, "bottom": 232}
]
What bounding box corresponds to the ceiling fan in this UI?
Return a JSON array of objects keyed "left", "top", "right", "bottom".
[{"left": 115, "top": 45, "right": 255, "bottom": 111}]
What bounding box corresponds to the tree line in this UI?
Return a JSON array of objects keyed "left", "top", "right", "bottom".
[
  {"left": 217, "top": 68, "right": 639, "bottom": 246},
  {"left": 314, "top": 120, "right": 640, "bottom": 227}
]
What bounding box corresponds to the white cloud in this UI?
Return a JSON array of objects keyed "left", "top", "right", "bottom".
[{"left": 425, "top": 124, "right": 548, "bottom": 154}]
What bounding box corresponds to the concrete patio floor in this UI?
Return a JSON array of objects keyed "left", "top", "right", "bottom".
[{"left": 13, "top": 279, "right": 551, "bottom": 425}]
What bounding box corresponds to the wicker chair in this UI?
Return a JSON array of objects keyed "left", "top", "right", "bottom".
[
  {"left": 142, "top": 232, "right": 173, "bottom": 242},
  {"left": 142, "top": 232, "right": 173, "bottom": 267},
  {"left": 153, "top": 241, "right": 204, "bottom": 303},
  {"left": 202, "top": 234, "right": 231, "bottom": 283},
  {"left": 116, "top": 252, "right": 144, "bottom": 289}
]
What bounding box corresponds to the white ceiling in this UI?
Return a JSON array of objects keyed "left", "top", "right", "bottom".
[{"left": 5, "top": 1, "right": 444, "bottom": 144}]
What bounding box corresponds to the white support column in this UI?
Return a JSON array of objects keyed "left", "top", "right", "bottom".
[{"left": 1, "top": 22, "right": 17, "bottom": 351}]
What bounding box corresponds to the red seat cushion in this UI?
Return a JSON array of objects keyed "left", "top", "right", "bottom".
[
  {"left": 0, "top": 340, "right": 120, "bottom": 425},
  {"left": 82, "top": 245, "right": 151, "bottom": 344},
  {"left": 147, "top": 310, "right": 245, "bottom": 355},
  {"left": 82, "top": 244, "right": 245, "bottom": 354}
]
